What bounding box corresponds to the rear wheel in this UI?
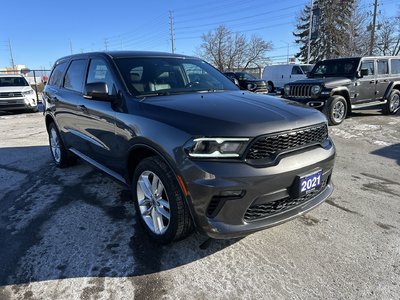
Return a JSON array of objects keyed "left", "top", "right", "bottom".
[
  {"left": 383, "top": 89, "right": 400, "bottom": 115},
  {"left": 132, "top": 157, "right": 193, "bottom": 244},
  {"left": 323, "top": 96, "right": 348, "bottom": 126},
  {"left": 48, "top": 123, "right": 76, "bottom": 168}
]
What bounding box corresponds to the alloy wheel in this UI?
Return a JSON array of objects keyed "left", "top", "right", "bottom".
[
  {"left": 136, "top": 171, "right": 171, "bottom": 235},
  {"left": 390, "top": 94, "right": 400, "bottom": 112},
  {"left": 332, "top": 101, "right": 345, "bottom": 123},
  {"left": 50, "top": 128, "right": 61, "bottom": 163}
]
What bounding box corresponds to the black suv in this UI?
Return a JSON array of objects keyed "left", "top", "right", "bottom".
[
  {"left": 282, "top": 57, "right": 400, "bottom": 125},
  {"left": 224, "top": 72, "right": 268, "bottom": 94},
  {"left": 44, "top": 51, "right": 335, "bottom": 243}
]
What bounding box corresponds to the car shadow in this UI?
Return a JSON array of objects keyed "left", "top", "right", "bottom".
[
  {"left": 0, "top": 145, "right": 240, "bottom": 286},
  {"left": 370, "top": 143, "right": 400, "bottom": 166}
]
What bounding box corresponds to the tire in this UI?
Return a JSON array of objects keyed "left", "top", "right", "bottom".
[
  {"left": 132, "top": 156, "right": 193, "bottom": 244},
  {"left": 267, "top": 81, "right": 274, "bottom": 93},
  {"left": 382, "top": 89, "right": 400, "bottom": 115},
  {"left": 322, "top": 96, "right": 348, "bottom": 126},
  {"left": 48, "top": 122, "right": 76, "bottom": 168}
]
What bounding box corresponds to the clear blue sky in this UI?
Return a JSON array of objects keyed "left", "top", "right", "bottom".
[{"left": 0, "top": 0, "right": 398, "bottom": 70}]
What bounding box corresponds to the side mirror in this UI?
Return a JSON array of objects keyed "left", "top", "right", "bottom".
[
  {"left": 357, "top": 68, "right": 369, "bottom": 78},
  {"left": 84, "top": 82, "right": 112, "bottom": 101}
]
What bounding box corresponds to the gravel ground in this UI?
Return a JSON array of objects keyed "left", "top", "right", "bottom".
[{"left": 0, "top": 106, "right": 399, "bottom": 300}]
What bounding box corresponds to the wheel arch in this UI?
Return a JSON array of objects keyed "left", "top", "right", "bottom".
[{"left": 384, "top": 81, "right": 400, "bottom": 99}]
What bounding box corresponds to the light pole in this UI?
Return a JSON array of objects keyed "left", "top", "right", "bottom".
[{"left": 307, "top": 0, "right": 314, "bottom": 64}]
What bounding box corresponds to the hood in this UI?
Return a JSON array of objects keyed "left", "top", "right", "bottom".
[
  {"left": 0, "top": 86, "right": 33, "bottom": 93},
  {"left": 135, "top": 91, "right": 327, "bottom": 137},
  {"left": 288, "top": 77, "right": 352, "bottom": 88}
]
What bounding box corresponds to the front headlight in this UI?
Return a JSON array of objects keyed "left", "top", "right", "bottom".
[
  {"left": 311, "top": 85, "right": 321, "bottom": 95},
  {"left": 187, "top": 138, "right": 250, "bottom": 158},
  {"left": 22, "top": 90, "right": 34, "bottom": 96},
  {"left": 284, "top": 85, "right": 290, "bottom": 94}
]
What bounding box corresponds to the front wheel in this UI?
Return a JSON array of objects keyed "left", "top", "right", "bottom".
[
  {"left": 132, "top": 157, "right": 193, "bottom": 244},
  {"left": 323, "top": 96, "right": 348, "bottom": 126},
  {"left": 383, "top": 89, "right": 400, "bottom": 115}
]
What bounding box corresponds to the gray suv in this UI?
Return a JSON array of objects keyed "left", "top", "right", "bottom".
[
  {"left": 282, "top": 57, "right": 400, "bottom": 125},
  {"left": 44, "top": 51, "right": 335, "bottom": 243}
]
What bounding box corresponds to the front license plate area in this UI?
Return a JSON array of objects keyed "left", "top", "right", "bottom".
[{"left": 299, "top": 170, "right": 322, "bottom": 196}]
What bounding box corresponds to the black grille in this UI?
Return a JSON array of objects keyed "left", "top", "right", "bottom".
[
  {"left": 246, "top": 124, "right": 328, "bottom": 161},
  {"left": 207, "top": 197, "right": 221, "bottom": 217},
  {"left": 288, "top": 85, "right": 312, "bottom": 97},
  {"left": 0, "top": 92, "right": 23, "bottom": 98},
  {"left": 244, "top": 180, "right": 327, "bottom": 222}
]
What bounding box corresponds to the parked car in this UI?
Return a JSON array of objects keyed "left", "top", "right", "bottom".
[
  {"left": 0, "top": 74, "right": 38, "bottom": 112},
  {"left": 44, "top": 51, "right": 335, "bottom": 243},
  {"left": 224, "top": 72, "right": 268, "bottom": 94},
  {"left": 262, "top": 64, "right": 313, "bottom": 92},
  {"left": 282, "top": 56, "right": 400, "bottom": 125}
]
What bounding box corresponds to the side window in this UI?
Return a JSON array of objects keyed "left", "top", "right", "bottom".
[
  {"left": 360, "top": 60, "right": 374, "bottom": 76},
  {"left": 390, "top": 59, "right": 400, "bottom": 75},
  {"left": 86, "top": 59, "right": 115, "bottom": 95},
  {"left": 48, "top": 62, "right": 67, "bottom": 86},
  {"left": 63, "top": 60, "right": 87, "bottom": 93},
  {"left": 377, "top": 60, "right": 389, "bottom": 76},
  {"left": 291, "top": 66, "right": 303, "bottom": 75}
]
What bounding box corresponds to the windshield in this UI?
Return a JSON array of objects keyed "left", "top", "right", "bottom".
[
  {"left": 300, "top": 65, "right": 313, "bottom": 74},
  {"left": 309, "top": 59, "right": 359, "bottom": 77},
  {"left": 0, "top": 76, "right": 29, "bottom": 87},
  {"left": 115, "top": 57, "right": 239, "bottom": 96},
  {"left": 236, "top": 72, "right": 257, "bottom": 80}
]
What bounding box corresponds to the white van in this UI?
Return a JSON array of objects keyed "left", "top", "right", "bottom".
[{"left": 262, "top": 64, "right": 314, "bottom": 92}]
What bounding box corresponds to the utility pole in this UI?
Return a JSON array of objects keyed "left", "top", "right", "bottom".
[
  {"left": 307, "top": 0, "right": 314, "bottom": 64},
  {"left": 69, "top": 39, "right": 73, "bottom": 55},
  {"left": 169, "top": 11, "right": 175, "bottom": 54},
  {"left": 369, "top": 0, "right": 378, "bottom": 55},
  {"left": 8, "top": 39, "right": 15, "bottom": 70},
  {"left": 104, "top": 38, "right": 109, "bottom": 51}
]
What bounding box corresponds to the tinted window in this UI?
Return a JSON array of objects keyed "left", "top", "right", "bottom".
[
  {"left": 236, "top": 72, "right": 257, "bottom": 80},
  {"left": 377, "top": 60, "right": 388, "bottom": 75},
  {"left": 0, "top": 76, "right": 29, "bottom": 87},
  {"left": 310, "top": 59, "right": 358, "bottom": 77},
  {"left": 63, "top": 60, "right": 87, "bottom": 92},
  {"left": 391, "top": 59, "right": 400, "bottom": 75},
  {"left": 360, "top": 60, "right": 374, "bottom": 76},
  {"left": 87, "top": 59, "right": 115, "bottom": 95},
  {"left": 48, "top": 62, "right": 67, "bottom": 86},
  {"left": 291, "top": 66, "right": 303, "bottom": 75}
]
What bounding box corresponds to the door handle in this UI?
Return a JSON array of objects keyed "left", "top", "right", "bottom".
[
  {"left": 369, "top": 80, "right": 375, "bottom": 84},
  {"left": 77, "top": 105, "right": 88, "bottom": 113}
]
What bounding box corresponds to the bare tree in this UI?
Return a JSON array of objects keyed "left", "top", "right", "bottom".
[
  {"left": 199, "top": 25, "right": 272, "bottom": 72},
  {"left": 375, "top": 18, "right": 400, "bottom": 56}
]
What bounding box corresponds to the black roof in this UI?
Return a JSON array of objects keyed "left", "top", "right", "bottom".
[{"left": 55, "top": 51, "right": 197, "bottom": 65}]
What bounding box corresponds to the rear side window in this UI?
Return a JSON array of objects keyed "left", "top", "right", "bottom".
[
  {"left": 48, "top": 62, "right": 67, "bottom": 86},
  {"left": 63, "top": 60, "right": 87, "bottom": 93},
  {"left": 377, "top": 60, "right": 389, "bottom": 75},
  {"left": 391, "top": 59, "right": 400, "bottom": 75}
]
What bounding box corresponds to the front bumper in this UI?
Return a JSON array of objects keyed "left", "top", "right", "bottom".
[
  {"left": 180, "top": 142, "right": 335, "bottom": 239},
  {"left": 0, "top": 97, "right": 37, "bottom": 111}
]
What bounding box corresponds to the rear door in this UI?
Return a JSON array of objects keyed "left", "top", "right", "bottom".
[
  {"left": 355, "top": 59, "right": 376, "bottom": 103},
  {"left": 376, "top": 59, "right": 390, "bottom": 100}
]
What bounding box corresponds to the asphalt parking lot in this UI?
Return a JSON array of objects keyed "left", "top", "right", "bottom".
[{"left": 0, "top": 105, "right": 399, "bottom": 300}]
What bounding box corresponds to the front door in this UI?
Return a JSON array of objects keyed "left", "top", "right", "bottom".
[
  {"left": 73, "top": 58, "right": 118, "bottom": 170},
  {"left": 355, "top": 59, "right": 376, "bottom": 103}
]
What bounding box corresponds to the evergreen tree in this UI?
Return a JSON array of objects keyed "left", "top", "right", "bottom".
[{"left": 293, "top": 0, "right": 356, "bottom": 63}]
